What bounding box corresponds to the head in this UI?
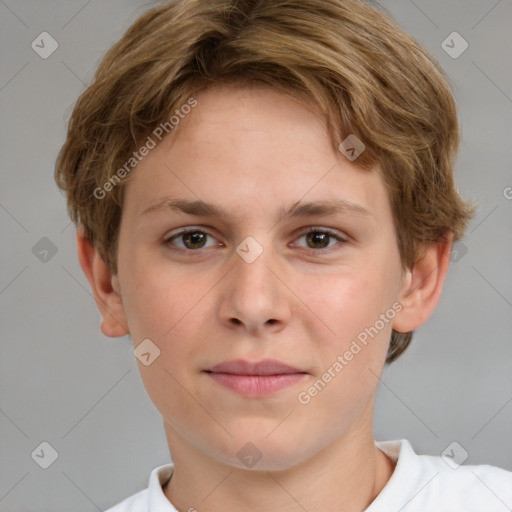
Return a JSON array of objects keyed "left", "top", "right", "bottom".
[{"left": 55, "top": 0, "right": 475, "bottom": 470}]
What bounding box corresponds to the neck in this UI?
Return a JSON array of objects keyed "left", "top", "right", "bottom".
[{"left": 163, "top": 411, "right": 395, "bottom": 511}]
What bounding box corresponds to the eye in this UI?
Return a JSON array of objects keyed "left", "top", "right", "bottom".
[
  {"left": 165, "top": 228, "right": 219, "bottom": 251},
  {"left": 294, "top": 227, "right": 347, "bottom": 251},
  {"left": 164, "top": 227, "right": 348, "bottom": 253}
]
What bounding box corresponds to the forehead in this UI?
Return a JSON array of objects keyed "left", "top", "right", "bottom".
[{"left": 122, "top": 85, "right": 390, "bottom": 225}]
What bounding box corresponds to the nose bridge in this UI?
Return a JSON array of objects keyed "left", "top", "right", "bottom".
[
  {"left": 219, "top": 234, "right": 291, "bottom": 331},
  {"left": 232, "top": 234, "right": 278, "bottom": 297}
]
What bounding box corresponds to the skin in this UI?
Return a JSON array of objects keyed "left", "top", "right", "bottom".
[{"left": 78, "top": 85, "right": 452, "bottom": 511}]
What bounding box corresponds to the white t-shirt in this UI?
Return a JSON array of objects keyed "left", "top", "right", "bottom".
[{"left": 104, "top": 439, "right": 512, "bottom": 511}]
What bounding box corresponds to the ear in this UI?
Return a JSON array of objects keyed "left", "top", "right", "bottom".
[
  {"left": 76, "top": 228, "right": 129, "bottom": 338},
  {"left": 392, "top": 233, "right": 453, "bottom": 333}
]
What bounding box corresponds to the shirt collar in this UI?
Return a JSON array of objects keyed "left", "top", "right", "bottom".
[
  {"left": 146, "top": 439, "right": 412, "bottom": 511},
  {"left": 147, "top": 463, "right": 177, "bottom": 511}
]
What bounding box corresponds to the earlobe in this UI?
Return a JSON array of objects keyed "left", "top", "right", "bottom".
[
  {"left": 76, "top": 228, "right": 129, "bottom": 338},
  {"left": 392, "top": 234, "right": 453, "bottom": 334}
]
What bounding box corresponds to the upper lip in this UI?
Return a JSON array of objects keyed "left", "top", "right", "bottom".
[{"left": 205, "top": 359, "right": 305, "bottom": 375}]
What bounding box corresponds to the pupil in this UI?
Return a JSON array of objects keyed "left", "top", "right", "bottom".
[
  {"left": 185, "top": 232, "right": 205, "bottom": 249},
  {"left": 181, "top": 232, "right": 330, "bottom": 250},
  {"left": 307, "top": 232, "right": 328, "bottom": 248}
]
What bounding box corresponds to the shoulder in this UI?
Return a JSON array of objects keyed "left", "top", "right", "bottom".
[
  {"left": 104, "top": 489, "right": 148, "bottom": 512},
  {"left": 418, "top": 452, "right": 512, "bottom": 504},
  {"left": 368, "top": 439, "right": 512, "bottom": 512}
]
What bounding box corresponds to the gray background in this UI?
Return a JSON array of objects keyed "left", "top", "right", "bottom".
[{"left": 1, "top": 0, "right": 511, "bottom": 510}]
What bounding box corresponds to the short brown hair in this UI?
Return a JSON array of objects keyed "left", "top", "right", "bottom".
[{"left": 54, "top": 0, "right": 476, "bottom": 364}]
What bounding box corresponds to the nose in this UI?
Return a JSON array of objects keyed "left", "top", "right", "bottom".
[{"left": 218, "top": 238, "right": 292, "bottom": 336}]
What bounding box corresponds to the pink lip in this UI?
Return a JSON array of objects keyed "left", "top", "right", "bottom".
[
  {"left": 204, "top": 359, "right": 307, "bottom": 397},
  {"left": 208, "top": 359, "right": 304, "bottom": 375}
]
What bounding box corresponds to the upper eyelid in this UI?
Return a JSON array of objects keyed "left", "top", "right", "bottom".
[
  {"left": 165, "top": 227, "right": 212, "bottom": 241},
  {"left": 165, "top": 226, "right": 348, "bottom": 246}
]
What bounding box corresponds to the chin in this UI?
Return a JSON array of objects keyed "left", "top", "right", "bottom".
[{"left": 212, "top": 435, "right": 309, "bottom": 472}]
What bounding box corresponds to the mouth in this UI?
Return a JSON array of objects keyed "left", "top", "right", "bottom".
[
  {"left": 206, "top": 359, "right": 305, "bottom": 375},
  {"left": 203, "top": 359, "right": 308, "bottom": 397}
]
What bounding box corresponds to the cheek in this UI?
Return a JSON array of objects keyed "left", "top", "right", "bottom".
[
  {"left": 119, "top": 249, "right": 196, "bottom": 337},
  {"left": 120, "top": 256, "right": 220, "bottom": 382},
  {"left": 301, "top": 264, "right": 396, "bottom": 380},
  {"left": 121, "top": 261, "right": 208, "bottom": 415},
  {"left": 302, "top": 266, "right": 385, "bottom": 336},
  {"left": 295, "top": 272, "right": 392, "bottom": 419}
]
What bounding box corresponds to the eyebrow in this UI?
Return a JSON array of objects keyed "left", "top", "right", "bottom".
[{"left": 141, "top": 197, "right": 373, "bottom": 223}]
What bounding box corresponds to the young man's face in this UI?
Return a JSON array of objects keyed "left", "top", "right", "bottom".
[{"left": 113, "top": 85, "right": 407, "bottom": 470}]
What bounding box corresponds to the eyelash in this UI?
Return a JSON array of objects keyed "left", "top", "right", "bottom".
[{"left": 163, "top": 227, "right": 348, "bottom": 255}]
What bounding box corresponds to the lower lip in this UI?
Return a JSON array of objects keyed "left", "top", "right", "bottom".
[{"left": 205, "top": 372, "right": 306, "bottom": 396}]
